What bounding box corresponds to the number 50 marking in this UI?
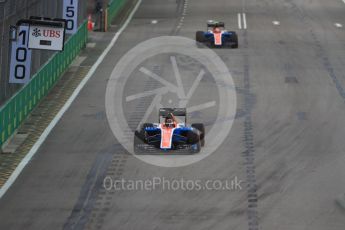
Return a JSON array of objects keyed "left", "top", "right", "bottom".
[{"left": 63, "top": 0, "right": 79, "bottom": 34}]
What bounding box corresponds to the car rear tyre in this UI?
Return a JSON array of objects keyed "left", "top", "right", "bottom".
[
  {"left": 192, "top": 123, "right": 205, "bottom": 146},
  {"left": 229, "top": 32, "right": 238, "bottom": 48},
  {"left": 196, "top": 31, "right": 206, "bottom": 43}
]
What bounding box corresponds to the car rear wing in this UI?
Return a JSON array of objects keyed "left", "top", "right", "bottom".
[
  {"left": 159, "top": 108, "right": 187, "bottom": 123},
  {"left": 207, "top": 21, "right": 225, "bottom": 29}
]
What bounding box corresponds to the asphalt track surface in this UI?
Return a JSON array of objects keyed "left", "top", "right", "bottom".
[{"left": 1, "top": 0, "right": 345, "bottom": 229}]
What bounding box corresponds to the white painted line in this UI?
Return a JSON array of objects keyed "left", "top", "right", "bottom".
[
  {"left": 238, "top": 13, "right": 242, "bottom": 29},
  {"left": 243, "top": 13, "right": 247, "bottom": 29},
  {"left": 343, "top": 0, "right": 345, "bottom": 4},
  {"left": 272, "top": 21, "right": 280, "bottom": 26},
  {"left": 151, "top": 20, "right": 158, "bottom": 24},
  {"left": 335, "top": 23, "right": 343, "bottom": 28},
  {"left": 0, "top": 0, "right": 143, "bottom": 199}
]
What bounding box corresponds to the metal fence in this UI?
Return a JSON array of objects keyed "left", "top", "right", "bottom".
[
  {"left": 0, "top": 0, "right": 88, "bottom": 106},
  {"left": 0, "top": 21, "right": 88, "bottom": 147},
  {"left": 107, "top": 0, "right": 126, "bottom": 27},
  {"left": 0, "top": 0, "right": 130, "bottom": 147}
]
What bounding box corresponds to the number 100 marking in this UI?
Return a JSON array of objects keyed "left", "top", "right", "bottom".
[{"left": 14, "top": 30, "right": 28, "bottom": 79}]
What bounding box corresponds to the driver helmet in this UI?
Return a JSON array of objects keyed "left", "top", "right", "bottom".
[{"left": 165, "top": 115, "right": 175, "bottom": 128}]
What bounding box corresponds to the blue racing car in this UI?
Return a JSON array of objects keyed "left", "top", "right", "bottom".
[
  {"left": 196, "top": 20, "right": 238, "bottom": 48},
  {"left": 134, "top": 108, "right": 205, "bottom": 154}
]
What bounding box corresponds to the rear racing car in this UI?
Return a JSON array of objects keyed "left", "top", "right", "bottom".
[
  {"left": 134, "top": 108, "right": 205, "bottom": 154},
  {"left": 196, "top": 20, "right": 238, "bottom": 48}
]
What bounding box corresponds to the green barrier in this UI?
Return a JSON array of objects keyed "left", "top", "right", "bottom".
[
  {"left": 107, "top": 0, "right": 127, "bottom": 27},
  {"left": 0, "top": 21, "right": 88, "bottom": 147}
]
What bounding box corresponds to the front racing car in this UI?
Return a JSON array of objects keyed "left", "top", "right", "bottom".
[
  {"left": 133, "top": 108, "right": 205, "bottom": 154},
  {"left": 196, "top": 20, "right": 238, "bottom": 48}
]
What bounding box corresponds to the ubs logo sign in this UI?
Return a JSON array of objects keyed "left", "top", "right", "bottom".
[
  {"left": 28, "top": 23, "right": 65, "bottom": 51},
  {"left": 32, "top": 28, "right": 41, "bottom": 37},
  {"left": 31, "top": 27, "right": 61, "bottom": 38}
]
